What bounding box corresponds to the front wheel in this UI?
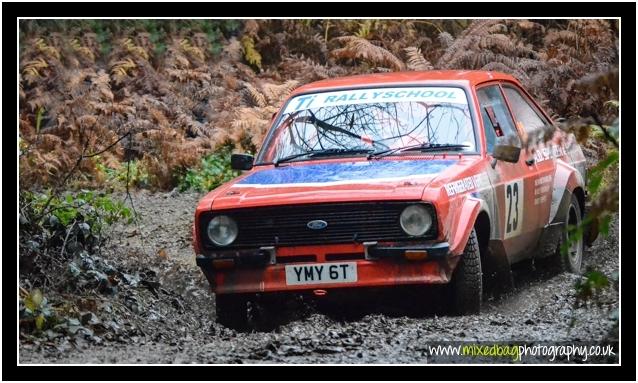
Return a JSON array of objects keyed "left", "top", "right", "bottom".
[{"left": 451, "top": 228, "right": 483, "bottom": 315}]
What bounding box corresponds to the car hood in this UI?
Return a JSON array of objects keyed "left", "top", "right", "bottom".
[{"left": 208, "top": 158, "right": 461, "bottom": 210}]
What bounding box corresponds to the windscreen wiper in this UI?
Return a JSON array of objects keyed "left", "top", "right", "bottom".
[
  {"left": 274, "top": 148, "right": 375, "bottom": 166},
  {"left": 297, "top": 112, "right": 388, "bottom": 150},
  {"left": 369, "top": 143, "right": 469, "bottom": 160}
]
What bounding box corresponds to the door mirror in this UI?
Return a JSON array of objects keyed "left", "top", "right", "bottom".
[
  {"left": 231, "top": 153, "right": 254, "bottom": 171},
  {"left": 492, "top": 144, "right": 521, "bottom": 163}
]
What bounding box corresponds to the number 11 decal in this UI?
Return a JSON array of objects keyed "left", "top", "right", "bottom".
[{"left": 504, "top": 180, "right": 524, "bottom": 239}]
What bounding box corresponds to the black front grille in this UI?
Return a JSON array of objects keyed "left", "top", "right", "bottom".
[{"left": 200, "top": 202, "right": 437, "bottom": 249}]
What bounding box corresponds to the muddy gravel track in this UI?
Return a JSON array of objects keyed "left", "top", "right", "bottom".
[{"left": 19, "top": 190, "right": 619, "bottom": 364}]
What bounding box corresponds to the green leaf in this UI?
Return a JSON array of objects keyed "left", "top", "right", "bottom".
[
  {"left": 241, "top": 35, "right": 262, "bottom": 70},
  {"left": 587, "top": 173, "right": 603, "bottom": 194},
  {"left": 584, "top": 270, "right": 609, "bottom": 289},
  {"left": 599, "top": 150, "right": 619, "bottom": 169},
  {"left": 35, "top": 314, "right": 46, "bottom": 330},
  {"left": 35, "top": 107, "right": 45, "bottom": 133},
  {"left": 588, "top": 151, "right": 618, "bottom": 194},
  {"left": 589, "top": 151, "right": 619, "bottom": 176},
  {"left": 600, "top": 215, "right": 611, "bottom": 236},
  {"left": 55, "top": 208, "right": 76, "bottom": 226},
  {"left": 24, "top": 289, "right": 43, "bottom": 311}
]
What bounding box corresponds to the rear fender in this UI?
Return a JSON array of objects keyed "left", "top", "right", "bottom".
[
  {"left": 549, "top": 160, "right": 585, "bottom": 225},
  {"left": 535, "top": 160, "right": 590, "bottom": 257}
]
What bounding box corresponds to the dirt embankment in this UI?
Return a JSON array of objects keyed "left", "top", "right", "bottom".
[{"left": 19, "top": 190, "right": 619, "bottom": 364}]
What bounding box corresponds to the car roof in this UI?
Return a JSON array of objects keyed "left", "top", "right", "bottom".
[{"left": 290, "top": 70, "right": 519, "bottom": 95}]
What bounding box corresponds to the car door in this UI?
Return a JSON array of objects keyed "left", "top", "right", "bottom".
[
  {"left": 475, "top": 84, "right": 538, "bottom": 263},
  {"left": 501, "top": 83, "right": 557, "bottom": 241}
]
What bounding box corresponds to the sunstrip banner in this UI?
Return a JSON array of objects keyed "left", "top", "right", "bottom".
[
  {"left": 234, "top": 159, "right": 457, "bottom": 187},
  {"left": 283, "top": 87, "right": 468, "bottom": 114}
]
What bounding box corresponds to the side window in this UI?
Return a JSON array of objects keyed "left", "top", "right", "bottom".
[
  {"left": 476, "top": 85, "right": 519, "bottom": 153},
  {"left": 503, "top": 86, "right": 550, "bottom": 133}
]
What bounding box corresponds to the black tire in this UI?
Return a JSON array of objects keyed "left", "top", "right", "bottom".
[
  {"left": 451, "top": 229, "right": 483, "bottom": 315},
  {"left": 215, "top": 293, "right": 248, "bottom": 330},
  {"left": 555, "top": 194, "right": 584, "bottom": 274}
]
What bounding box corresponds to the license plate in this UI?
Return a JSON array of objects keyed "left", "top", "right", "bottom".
[{"left": 285, "top": 262, "right": 358, "bottom": 285}]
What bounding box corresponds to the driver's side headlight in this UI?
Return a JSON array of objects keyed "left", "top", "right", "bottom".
[{"left": 399, "top": 205, "right": 433, "bottom": 236}]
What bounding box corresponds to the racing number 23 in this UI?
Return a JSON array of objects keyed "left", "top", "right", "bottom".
[{"left": 504, "top": 180, "right": 524, "bottom": 239}]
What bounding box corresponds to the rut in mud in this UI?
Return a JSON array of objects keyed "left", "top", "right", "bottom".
[{"left": 19, "top": 190, "right": 619, "bottom": 364}]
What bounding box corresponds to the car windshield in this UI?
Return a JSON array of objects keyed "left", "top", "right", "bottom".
[{"left": 256, "top": 86, "right": 476, "bottom": 164}]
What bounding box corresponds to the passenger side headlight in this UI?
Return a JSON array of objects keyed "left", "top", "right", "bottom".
[{"left": 207, "top": 215, "right": 238, "bottom": 246}]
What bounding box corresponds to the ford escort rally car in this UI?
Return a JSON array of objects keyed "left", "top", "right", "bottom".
[{"left": 192, "top": 70, "right": 595, "bottom": 328}]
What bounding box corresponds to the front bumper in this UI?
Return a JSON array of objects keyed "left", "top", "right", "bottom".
[{"left": 196, "top": 242, "right": 452, "bottom": 295}]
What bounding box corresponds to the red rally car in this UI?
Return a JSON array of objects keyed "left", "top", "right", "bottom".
[{"left": 193, "top": 70, "right": 595, "bottom": 328}]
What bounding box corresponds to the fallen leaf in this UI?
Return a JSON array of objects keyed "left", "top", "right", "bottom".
[
  {"left": 19, "top": 286, "right": 29, "bottom": 298},
  {"left": 158, "top": 248, "right": 168, "bottom": 260},
  {"left": 77, "top": 298, "right": 98, "bottom": 312}
]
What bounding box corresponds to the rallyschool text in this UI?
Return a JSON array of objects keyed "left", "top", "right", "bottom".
[
  {"left": 425, "top": 343, "right": 617, "bottom": 362},
  {"left": 283, "top": 86, "right": 468, "bottom": 114}
]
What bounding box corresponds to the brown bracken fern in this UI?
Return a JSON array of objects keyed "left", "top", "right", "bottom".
[
  {"left": 18, "top": 19, "right": 618, "bottom": 190},
  {"left": 331, "top": 36, "right": 405, "bottom": 71}
]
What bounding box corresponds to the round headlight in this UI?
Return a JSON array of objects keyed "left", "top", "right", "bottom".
[
  {"left": 400, "top": 205, "right": 433, "bottom": 236},
  {"left": 207, "top": 215, "right": 238, "bottom": 246}
]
